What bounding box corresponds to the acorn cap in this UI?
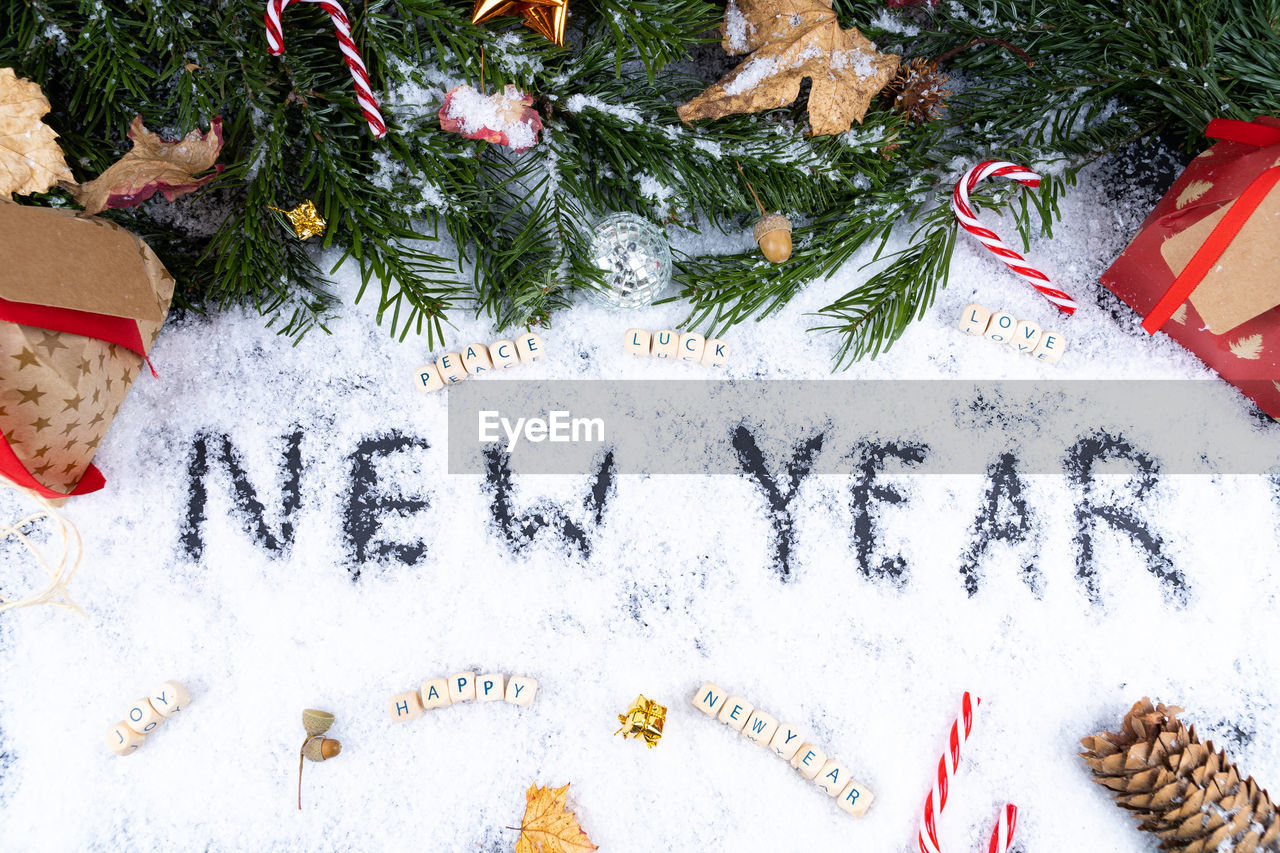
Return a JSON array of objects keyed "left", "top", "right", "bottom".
[
  {"left": 302, "top": 736, "right": 341, "bottom": 762},
  {"left": 302, "top": 709, "right": 335, "bottom": 736},
  {"left": 753, "top": 212, "right": 792, "bottom": 242}
]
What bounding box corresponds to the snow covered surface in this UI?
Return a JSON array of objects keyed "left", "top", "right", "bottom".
[{"left": 2, "top": 158, "right": 1280, "bottom": 853}]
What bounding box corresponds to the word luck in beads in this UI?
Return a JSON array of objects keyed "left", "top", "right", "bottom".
[
  {"left": 415, "top": 332, "right": 545, "bottom": 393},
  {"left": 692, "top": 681, "right": 873, "bottom": 818},
  {"left": 957, "top": 304, "right": 1067, "bottom": 363},
  {"left": 624, "top": 329, "right": 729, "bottom": 368},
  {"left": 388, "top": 672, "right": 538, "bottom": 722}
]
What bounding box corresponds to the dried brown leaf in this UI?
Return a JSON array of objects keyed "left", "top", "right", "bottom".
[
  {"left": 515, "top": 783, "right": 597, "bottom": 853},
  {"left": 0, "top": 67, "right": 73, "bottom": 198}
]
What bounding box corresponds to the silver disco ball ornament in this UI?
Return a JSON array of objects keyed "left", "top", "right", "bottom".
[{"left": 585, "top": 212, "right": 673, "bottom": 309}]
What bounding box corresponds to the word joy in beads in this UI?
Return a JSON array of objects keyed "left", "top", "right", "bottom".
[
  {"left": 624, "top": 329, "right": 729, "bottom": 368},
  {"left": 958, "top": 304, "right": 1066, "bottom": 363},
  {"left": 692, "top": 682, "right": 874, "bottom": 818},
  {"left": 106, "top": 681, "right": 190, "bottom": 756},
  {"left": 415, "top": 332, "right": 545, "bottom": 393},
  {"left": 388, "top": 672, "right": 538, "bottom": 722}
]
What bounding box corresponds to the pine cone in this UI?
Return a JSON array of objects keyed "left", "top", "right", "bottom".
[{"left": 1081, "top": 698, "right": 1280, "bottom": 852}]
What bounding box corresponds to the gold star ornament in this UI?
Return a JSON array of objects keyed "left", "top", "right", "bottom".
[
  {"left": 268, "top": 200, "right": 327, "bottom": 241},
  {"left": 471, "top": 0, "right": 568, "bottom": 46}
]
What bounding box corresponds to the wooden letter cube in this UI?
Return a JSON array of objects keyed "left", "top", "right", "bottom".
[
  {"left": 490, "top": 340, "right": 520, "bottom": 370},
  {"left": 107, "top": 722, "right": 144, "bottom": 756},
  {"left": 1011, "top": 319, "right": 1042, "bottom": 354},
  {"left": 790, "top": 743, "right": 827, "bottom": 779},
  {"left": 515, "top": 332, "right": 545, "bottom": 364},
  {"left": 677, "top": 333, "right": 705, "bottom": 363},
  {"left": 476, "top": 673, "right": 506, "bottom": 702},
  {"left": 836, "top": 779, "right": 875, "bottom": 818},
  {"left": 388, "top": 691, "right": 423, "bottom": 723},
  {"left": 718, "top": 696, "right": 754, "bottom": 732},
  {"left": 1033, "top": 330, "right": 1066, "bottom": 364},
  {"left": 958, "top": 303, "right": 992, "bottom": 335},
  {"left": 420, "top": 677, "right": 451, "bottom": 710},
  {"left": 505, "top": 676, "right": 538, "bottom": 706},
  {"left": 700, "top": 339, "right": 729, "bottom": 368},
  {"left": 984, "top": 311, "right": 1017, "bottom": 344},
  {"left": 415, "top": 364, "right": 445, "bottom": 393},
  {"left": 448, "top": 672, "right": 476, "bottom": 703},
  {"left": 691, "top": 682, "right": 728, "bottom": 717},
  {"left": 651, "top": 330, "right": 678, "bottom": 360},
  {"left": 437, "top": 352, "right": 468, "bottom": 384},
  {"left": 148, "top": 681, "right": 190, "bottom": 718},
  {"left": 624, "top": 329, "right": 651, "bottom": 357},
  {"left": 815, "top": 758, "right": 851, "bottom": 796},
  {"left": 462, "top": 343, "right": 494, "bottom": 374},
  {"left": 769, "top": 724, "right": 805, "bottom": 761},
  {"left": 125, "top": 699, "right": 165, "bottom": 735},
  {"left": 743, "top": 710, "right": 778, "bottom": 747}
]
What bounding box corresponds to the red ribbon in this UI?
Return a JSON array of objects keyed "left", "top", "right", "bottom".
[
  {"left": 1144, "top": 118, "right": 1280, "bottom": 334},
  {"left": 0, "top": 298, "right": 157, "bottom": 497}
]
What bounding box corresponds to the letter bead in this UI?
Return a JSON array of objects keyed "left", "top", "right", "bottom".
[
  {"left": 1011, "top": 319, "right": 1042, "bottom": 354},
  {"left": 505, "top": 676, "right": 538, "bottom": 707},
  {"left": 149, "top": 681, "right": 190, "bottom": 718},
  {"left": 624, "top": 329, "right": 651, "bottom": 357},
  {"left": 836, "top": 779, "right": 875, "bottom": 818},
  {"left": 700, "top": 339, "right": 729, "bottom": 368},
  {"left": 388, "top": 690, "right": 423, "bottom": 723},
  {"left": 420, "top": 678, "right": 451, "bottom": 710},
  {"left": 490, "top": 340, "right": 520, "bottom": 370},
  {"left": 462, "top": 343, "right": 494, "bottom": 374},
  {"left": 447, "top": 672, "right": 477, "bottom": 703},
  {"left": 983, "top": 311, "right": 1017, "bottom": 343},
  {"left": 743, "top": 710, "right": 779, "bottom": 747},
  {"left": 677, "top": 332, "right": 705, "bottom": 363},
  {"left": 107, "top": 722, "right": 144, "bottom": 756},
  {"left": 815, "top": 759, "right": 850, "bottom": 796},
  {"left": 718, "top": 696, "right": 754, "bottom": 732},
  {"left": 651, "top": 330, "right": 678, "bottom": 359},
  {"left": 958, "top": 303, "right": 992, "bottom": 336},
  {"left": 691, "top": 682, "right": 728, "bottom": 717},
  {"left": 790, "top": 743, "right": 827, "bottom": 780},
  {"left": 476, "top": 673, "right": 506, "bottom": 702},
  {"left": 515, "top": 332, "right": 544, "bottom": 364},
  {"left": 415, "top": 363, "right": 445, "bottom": 393},
  {"left": 125, "top": 699, "right": 165, "bottom": 735},
  {"left": 769, "top": 724, "right": 805, "bottom": 761},
  {"left": 1033, "top": 330, "right": 1066, "bottom": 364},
  {"left": 437, "top": 352, "right": 467, "bottom": 384}
]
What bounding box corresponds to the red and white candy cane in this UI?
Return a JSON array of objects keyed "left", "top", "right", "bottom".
[
  {"left": 265, "top": 0, "right": 387, "bottom": 138},
  {"left": 952, "top": 160, "right": 1076, "bottom": 315},
  {"left": 918, "top": 693, "right": 1019, "bottom": 853}
]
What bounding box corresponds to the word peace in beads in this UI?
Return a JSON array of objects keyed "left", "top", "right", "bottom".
[
  {"left": 389, "top": 672, "right": 538, "bottom": 722},
  {"left": 416, "top": 332, "right": 545, "bottom": 393}
]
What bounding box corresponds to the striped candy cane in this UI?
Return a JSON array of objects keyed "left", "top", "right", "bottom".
[
  {"left": 918, "top": 693, "right": 1020, "bottom": 853},
  {"left": 265, "top": 0, "right": 387, "bottom": 138},
  {"left": 952, "top": 160, "right": 1076, "bottom": 315}
]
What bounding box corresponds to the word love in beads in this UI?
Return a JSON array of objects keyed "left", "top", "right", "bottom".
[
  {"left": 388, "top": 672, "right": 538, "bottom": 722},
  {"left": 106, "top": 681, "right": 190, "bottom": 756},
  {"left": 415, "top": 332, "right": 545, "bottom": 393},
  {"left": 958, "top": 304, "right": 1066, "bottom": 363},
  {"left": 692, "top": 682, "right": 873, "bottom": 818},
  {"left": 625, "top": 329, "right": 729, "bottom": 368}
]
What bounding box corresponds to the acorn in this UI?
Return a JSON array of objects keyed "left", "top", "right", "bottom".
[
  {"left": 302, "top": 735, "right": 342, "bottom": 761},
  {"left": 302, "top": 709, "right": 334, "bottom": 737},
  {"left": 298, "top": 709, "right": 341, "bottom": 810},
  {"left": 752, "top": 213, "right": 793, "bottom": 264}
]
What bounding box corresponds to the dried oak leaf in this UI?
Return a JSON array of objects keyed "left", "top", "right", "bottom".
[
  {"left": 515, "top": 783, "right": 597, "bottom": 853},
  {"left": 0, "top": 67, "right": 73, "bottom": 198},
  {"left": 70, "top": 115, "right": 224, "bottom": 215},
  {"left": 677, "top": 0, "right": 899, "bottom": 137},
  {"left": 439, "top": 84, "right": 543, "bottom": 154}
]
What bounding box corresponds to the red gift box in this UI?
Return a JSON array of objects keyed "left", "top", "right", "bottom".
[{"left": 1101, "top": 117, "right": 1280, "bottom": 419}]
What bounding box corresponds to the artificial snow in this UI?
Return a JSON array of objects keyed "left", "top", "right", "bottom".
[{"left": 1, "top": 157, "right": 1280, "bottom": 853}]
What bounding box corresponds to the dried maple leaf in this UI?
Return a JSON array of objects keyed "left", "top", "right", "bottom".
[
  {"left": 70, "top": 115, "right": 224, "bottom": 215},
  {"left": 0, "top": 67, "right": 74, "bottom": 198},
  {"left": 514, "top": 783, "right": 597, "bottom": 853},
  {"left": 439, "top": 84, "right": 543, "bottom": 153},
  {"left": 678, "top": 0, "right": 899, "bottom": 137}
]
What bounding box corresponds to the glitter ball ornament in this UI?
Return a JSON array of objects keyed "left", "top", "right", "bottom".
[{"left": 585, "top": 213, "right": 673, "bottom": 309}]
